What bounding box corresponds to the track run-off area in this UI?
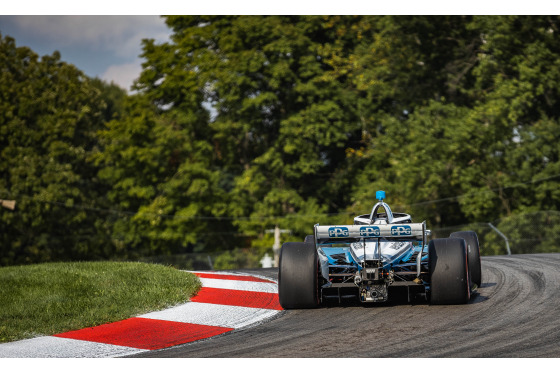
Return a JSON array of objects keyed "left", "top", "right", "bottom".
[
  {"left": 1, "top": 253, "right": 559, "bottom": 359},
  {"left": 133, "top": 253, "right": 560, "bottom": 358}
]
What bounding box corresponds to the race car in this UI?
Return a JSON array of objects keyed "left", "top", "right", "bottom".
[{"left": 278, "top": 191, "right": 482, "bottom": 308}]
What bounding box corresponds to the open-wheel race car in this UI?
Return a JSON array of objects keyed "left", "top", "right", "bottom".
[{"left": 278, "top": 191, "right": 481, "bottom": 309}]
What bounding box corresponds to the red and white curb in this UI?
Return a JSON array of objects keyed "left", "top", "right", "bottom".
[{"left": 0, "top": 271, "right": 282, "bottom": 358}]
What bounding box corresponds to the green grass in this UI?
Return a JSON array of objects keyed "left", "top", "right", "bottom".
[{"left": 0, "top": 261, "right": 201, "bottom": 343}]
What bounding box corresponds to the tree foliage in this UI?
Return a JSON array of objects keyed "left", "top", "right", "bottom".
[
  {"left": 0, "top": 34, "right": 126, "bottom": 265},
  {"left": 2, "top": 16, "right": 560, "bottom": 266}
]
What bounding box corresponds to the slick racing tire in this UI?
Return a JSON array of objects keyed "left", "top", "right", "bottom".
[
  {"left": 278, "top": 242, "right": 319, "bottom": 309},
  {"left": 450, "top": 231, "right": 482, "bottom": 287},
  {"left": 304, "top": 235, "right": 315, "bottom": 243},
  {"left": 429, "top": 238, "right": 470, "bottom": 305}
]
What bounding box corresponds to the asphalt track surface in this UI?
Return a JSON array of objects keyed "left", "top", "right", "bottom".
[{"left": 131, "top": 253, "right": 560, "bottom": 358}]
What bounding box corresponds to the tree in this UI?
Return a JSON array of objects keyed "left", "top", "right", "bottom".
[
  {"left": 456, "top": 16, "right": 560, "bottom": 221},
  {"left": 0, "top": 34, "right": 125, "bottom": 265},
  {"left": 338, "top": 16, "right": 483, "bottom": 225},
  {"left": 132, "top": 16, "right": 366, "bottom": 247},
  {"left": 346, "top": 16, "right": 560, "bottom": 229},
  {"left": 92, "top": 93, "right": 232, "bottom": 257}
]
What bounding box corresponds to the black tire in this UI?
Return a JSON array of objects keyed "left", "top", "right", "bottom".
[
  {"left": 278, "top": 242, "right": 319, "bottom": 309},
  {"left": 450, "top": 231, "right": 482, "bottom": 287},
  {"left": 304, "top": 235, "right": 315, "bottom": 243},
  {"left": 429, "top": 238, "right": 470, "bottom": 305}
]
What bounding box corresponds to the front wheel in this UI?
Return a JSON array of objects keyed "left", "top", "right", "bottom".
[
  {"left": 429, "top": 238, "right": 470, "bottom": 305},
  {"left": 278, "top": 242, "right": 319, "bottom": 309}
]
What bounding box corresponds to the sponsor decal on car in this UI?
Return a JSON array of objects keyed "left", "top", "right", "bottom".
[
  {"left": 391, "top": 225, "right": 412, "bottom": 236},
  {"left": 328, "top": 227, "right": 350, "bottom": 238},
  {"left": 359, "top": 226, "right": 381, "bottom": 237}
]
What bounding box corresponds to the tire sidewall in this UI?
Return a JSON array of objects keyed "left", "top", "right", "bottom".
[
  {"left": 429, "top": 238, "right": 470, "bottom": 304},
  {"left": 450, "top": 231, "right": 482, "bottom": 287},
  {"left": 278, "top": 242, "right": 319, "bottom": 309}
]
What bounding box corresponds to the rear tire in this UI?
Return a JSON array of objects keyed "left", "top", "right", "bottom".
[
  {"left": 304, "top": 235, "right": 315, "bottom": 243},
  {"left": 450, "top": 231, "right": 482, "bottom": 287},
  {"left": 429, "top": 238, "right": 470, "bottom": 305},
  {"left": 278, "top": 242, "right": 319, "bottom": 309}
]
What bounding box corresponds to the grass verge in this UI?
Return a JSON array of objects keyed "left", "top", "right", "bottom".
[{"left": 0, "top": 261, "right": 201, "bottom": 343}]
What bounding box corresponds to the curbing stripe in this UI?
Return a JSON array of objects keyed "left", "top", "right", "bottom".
[
  {"left": 199, "top": 277, "right": 278, "bottom": 293},
  {"left": 193, "top": 272, "right": 275, "bottom": 283},
  {"left": 54, "top": 317, "right": 234, "bottom": 350},
  {"left": 0, "top": 336, "right": 147, "bottom": 358},
  {"left": 191, "top": 287, "right": 282, "bottom": 310},
  {"left": 140, "top": 302, "right": 280, "bottom": 328}
]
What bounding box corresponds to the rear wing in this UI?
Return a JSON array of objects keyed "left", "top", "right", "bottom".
[{"left": 314, "top": 222, "right": 427, "bottom": 242}]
